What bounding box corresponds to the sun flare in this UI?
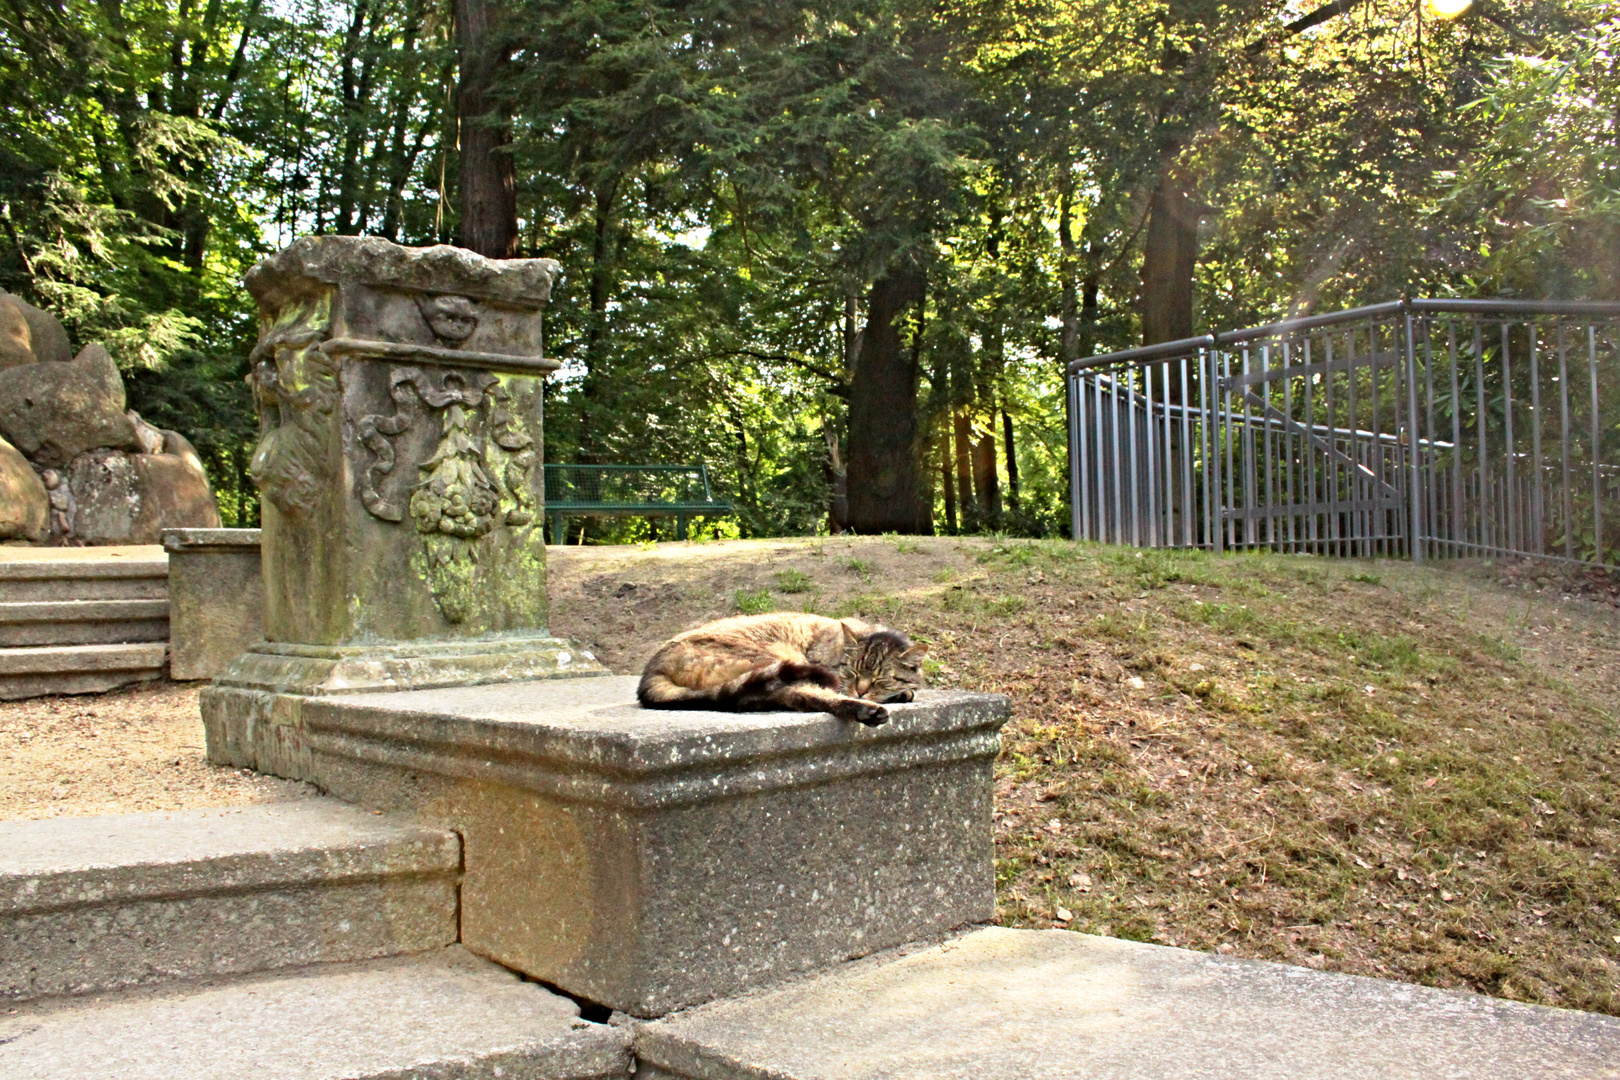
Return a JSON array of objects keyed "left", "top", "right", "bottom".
[{"left": 1425, "top": 0, "right": 1473, "bottom": 18}]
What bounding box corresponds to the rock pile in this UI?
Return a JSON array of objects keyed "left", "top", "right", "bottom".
[{"left": 0, "top": 291, "right": 220, "bottom": 544}]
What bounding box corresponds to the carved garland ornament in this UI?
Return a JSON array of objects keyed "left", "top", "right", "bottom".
[{"left": 355, "top": 365, "right": 536, "bottom": 623}]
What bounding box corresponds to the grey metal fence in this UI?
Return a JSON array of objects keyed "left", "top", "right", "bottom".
[{"left": 1066, "top": 299, "right": 1620, "bottom": 564}]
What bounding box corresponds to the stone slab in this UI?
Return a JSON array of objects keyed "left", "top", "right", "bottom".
[
  {"left": 0, "top": 947, "right": 632, "bottom": 1080},
  {"left": 163, "top": 527, "right": 263, "bottom": 679},
  {"left": 205, "top": 674, "right": 1009, "bottom": 1017},
  {"left": 634, "top": 926, "right": 1620, "bottom": 1080},
  {"left": 0, "top": 598, "right": 169, "bottom": 646},
  {"left": 0, "top": 550, "right": 168, "bottom": 602},
  {"left": 0, "top": 799, "right": 459, "bottom": 1001},
  {"left": 0, "top": 641, "right": 167, "bottom": 699}
]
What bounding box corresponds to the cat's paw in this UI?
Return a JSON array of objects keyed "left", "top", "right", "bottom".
[
  {"left": 838, "top": 700, "right": 889, "bottom": 726},
  {"left": 882, "top": 689, "right": 915, "bottom": 704}
]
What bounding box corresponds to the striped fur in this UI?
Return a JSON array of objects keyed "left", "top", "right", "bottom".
[{"left": 636, "top": 613, "right": 926, "bottom": 726}]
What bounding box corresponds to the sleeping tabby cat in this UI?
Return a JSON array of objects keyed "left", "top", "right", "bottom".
[{"left": 636, "top": 613, "right": 927, "bottom": 726}]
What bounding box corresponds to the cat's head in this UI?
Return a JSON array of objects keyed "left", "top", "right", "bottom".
[{"left": 840, "top": 620, "right": 928, "bottom": 703}]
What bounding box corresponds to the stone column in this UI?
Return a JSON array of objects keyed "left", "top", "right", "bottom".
[{"left": 204, "top": 237, "right": 604, "bottom": 770}]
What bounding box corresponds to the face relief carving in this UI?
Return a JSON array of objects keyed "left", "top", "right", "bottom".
[{"left": 416, "top": 294, "right": 480, "bottom": 344}]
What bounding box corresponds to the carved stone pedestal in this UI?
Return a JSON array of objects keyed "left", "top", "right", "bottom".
[{"left": 202, "top": 237, "right": 605, "bottom": 745}]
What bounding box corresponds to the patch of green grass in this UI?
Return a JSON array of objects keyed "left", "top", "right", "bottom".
[
  {"left": 733, "top": 588, "right": 774, "bottom": 615},
  {"left": 1348, "top": 571, "right": 1384, "bottom": 586},
  {"left": 977, "top": 540, "right": 1038, "bottom": 567},
  {"left": 774, "top": 569, "right": 815, "bottom": 593},
  {"left": 941, "top": 587, "right": 1029, "bottom": 617},
  {"left": 843, "top": 557, "right": 873, "bottom": 580}
]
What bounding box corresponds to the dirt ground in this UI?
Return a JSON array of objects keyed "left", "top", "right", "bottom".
[
  {"left": 4, "top": 535, "right": 1616, "bottom": 1015},
  {"left": 0, "top": 681, "right": 309, "bottom": 820}
]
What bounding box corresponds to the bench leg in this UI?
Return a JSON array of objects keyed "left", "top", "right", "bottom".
[{"left": 676, "top": 514, "right": 689, "bottom": 541}]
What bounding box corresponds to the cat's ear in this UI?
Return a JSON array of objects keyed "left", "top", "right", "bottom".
[
  {"left": 840, "top": 619, "right": 863, "bottom": 644},
  {"left": 901, "top": 644, "right": 929, "bottom": 661}
]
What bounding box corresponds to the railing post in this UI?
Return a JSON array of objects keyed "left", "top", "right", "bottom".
[
  {"left": 1404, "top": 302, "right": 1424, "bottom": 562},
  {"left": 1067, "top": 367, "right": 1082, "bottom": 541}
]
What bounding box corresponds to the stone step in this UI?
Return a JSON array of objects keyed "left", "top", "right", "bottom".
[
  {"left": 0, "top": 554, "right": 169, "bottom": 603},
  {"left": 0, "top": 598, "right": 170, "bottom": 646},
  {"left": 0, "top": 640, "right": 167, "bottom": 699},
  {"left": 0, "top": 947, "right": 632, "bottom": 1080},
  {"left": 635, "top": 926, "right": 1620, "bottom": 1080},
  {"left": 0, "top": 799, "right": 460, "bottom": 1002}
]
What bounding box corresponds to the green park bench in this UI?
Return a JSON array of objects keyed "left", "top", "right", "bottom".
[{"left": 543, "top": 463, "right": 733, "bottom": 542}]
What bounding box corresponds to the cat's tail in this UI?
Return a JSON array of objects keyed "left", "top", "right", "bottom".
[
  {"left": 636, "top": 672, "right": 721, "bottom": 709},
  {"left": 638, "top": 661, "right": 839, "bottom": 710}
]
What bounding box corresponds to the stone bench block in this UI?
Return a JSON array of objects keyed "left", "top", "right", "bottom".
[
  {"left": 205, "top": 675, "right": 1008, "bottom": 1017},
  {"left": 634, "top": 926, "right": 1620, "bottom": 1079},
  {"left": 162, "top": 528, "right": 263, "bottom": 680}
]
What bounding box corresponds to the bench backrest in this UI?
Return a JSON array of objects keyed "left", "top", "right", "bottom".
[{"left": 543, "top": 464, "right": 723, "bottom": 509}]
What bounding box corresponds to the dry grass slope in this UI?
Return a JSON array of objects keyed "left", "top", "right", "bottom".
[{"left": 547, "top": 536, "right": 1620, "bottom": 1015}]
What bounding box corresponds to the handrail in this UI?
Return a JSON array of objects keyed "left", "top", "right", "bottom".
[{"left": 1074, "top": 298, "right": 1620, "bottom": 373}]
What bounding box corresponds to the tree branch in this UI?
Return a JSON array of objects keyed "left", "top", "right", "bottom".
[{"left": 1247, "top": 0, "right": 1372, "bottom": 55}]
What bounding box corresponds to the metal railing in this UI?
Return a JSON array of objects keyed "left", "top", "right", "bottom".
[{"left": 1066, "top": 299, "right": 1620, "bottom": 564}]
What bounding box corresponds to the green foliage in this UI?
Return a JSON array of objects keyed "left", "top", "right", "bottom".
[{"left": 4, "top": 0, "right": 1606, "bottom": 536}]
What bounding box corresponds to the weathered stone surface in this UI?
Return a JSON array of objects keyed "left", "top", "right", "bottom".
[
  {"left": 0, "top": 344, "right": 137, "bottom": 466},
  {"left": 163, "top": 528, "right": 263, "bottom": 679},
  {"left": 0, "top": 598, "right": 168, "bottom": 646},
  {"left": 0, "top": 947, "right": 632, "bottom": 1080},
  {"left": 0, "top": 295, "right": 34, "bottom": 368},
  {"left": 0, "top": 641, "right": 167, "bottom": 699},
  {"left": 635, "top": 927, "right": 1620, "bottom": 1080},
  {"left": 239, "top": 236, "right": 570, "bottom": 651},
  {"left": 65, "top": 447, "right": 221, "bottom": 544},
  {"left": 0, "top": 548, "right": 168, "bottom": 602},
  {"left": 0, "top": 435, "right": 46, "bottom": 541},
  {"left": 0, "top": 799, "right": 459, "bottom": 1001},
  {"left": 247, "top": 234, "right": 561, "bottom": 310},
  {"left": 0, "top": 290, "right": 71, "bottom": 365},
  {"left": 205, "top": 675, "right": 1009, "bottom": 1017},
  {"left": 127, "top": 410, "right": 165, "bottom": 455}
]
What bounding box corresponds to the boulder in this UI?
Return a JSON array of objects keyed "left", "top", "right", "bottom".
[
  {"left": 67, "top": 449, "right": 221, "bottom": 545},
  {"left": 128, "top": 411, "right": 165, "bottom": 455},
  {"left": 0, "top": 290, "right": 71, "bottom": 364},
  {"left": 0, "top": 296, "right": 35, "bottom": 369},
  {"left": 0, "top": 435, "right": 47, "bottom": 542},
  {"left": 0, "top": 344, "right": 138, "bottom": 467}
]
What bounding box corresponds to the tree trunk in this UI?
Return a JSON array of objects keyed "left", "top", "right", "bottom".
[
  {"left": 1140, "top": 161, "right": 1199, "bottom": 346},
  {"left": 940, "top": 435, "right": 956, "bottom": 532},
  {"left": 1059, "top": 169, "right": 1079, "bottom": 529},
  {"left": 1002, "top": 410, "right": 1019, "bottom": 512},
  {"left": 825, "top": 429, "right": 848, "bottom": 534},
  {"left": 972, "top": 431, "right": 1001, "bottom": 526},
  {"left": 846, "top": 264, "right": 930, "bottom": 534},
  {"left": 953, "top": 411, "right": 975, "bottom": 527},
  {"left": 453, "top": 0, "right": 517, "bottom": 258}
]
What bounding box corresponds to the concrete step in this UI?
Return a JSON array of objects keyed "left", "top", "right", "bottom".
[
  {"left": 0, "top": 598, "right": 169, "bottom": 646},
  {"left": 0, "top": 799, "right": 460, "bottom": 1002},
  {"left": 636, "top": 927, "right": 1620, "bottom": 1080},
  {"left": 0, "top": 947, "right": 632, "bottom": 1080},
  {"left": 0, "top": 554, "right": 169, "bottom": 603},
  {"left": 0, "top": 640, "right": 167, "bottom": 699}
]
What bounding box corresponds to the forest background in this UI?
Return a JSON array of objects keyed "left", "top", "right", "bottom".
[{"left": 2, "top": 0, "right": 1616, "bottom": 538}]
